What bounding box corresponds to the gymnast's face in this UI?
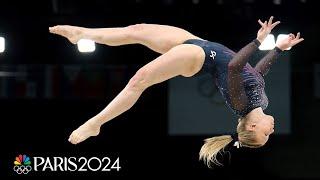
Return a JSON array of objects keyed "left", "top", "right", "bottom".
[{"left": 250, "top": 114, "right": 275, "bottom": 145}]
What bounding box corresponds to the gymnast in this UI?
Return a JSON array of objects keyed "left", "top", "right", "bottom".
[{"left": 49, "top": 16, "right": 303, "bottom": 167}]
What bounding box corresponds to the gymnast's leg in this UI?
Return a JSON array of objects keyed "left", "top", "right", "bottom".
[
  {"left": 68, "top": 44, "right": 205, "bottom": 144},
  {"left": 49, "top": 23, "right": 202, "bottom": 54}
]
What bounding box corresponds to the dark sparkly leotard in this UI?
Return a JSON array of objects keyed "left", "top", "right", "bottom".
[{"left": 183, "top": 39, "right": 283, "bottom": 117}]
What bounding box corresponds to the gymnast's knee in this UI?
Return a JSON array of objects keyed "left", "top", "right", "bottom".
[
  {"left": 126, "top": 68, "right": 151, "bottom": 92},
  {"left": 125, "top": 24, "right": 147, "bottom": 42}
]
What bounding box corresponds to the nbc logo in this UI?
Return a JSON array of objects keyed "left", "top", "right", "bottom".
[
  {"left": 13, "top": 154, "right": 32, "bottom": 174},
  {"left": 11, "top": 154, "right": 120, "bottom": 174}
]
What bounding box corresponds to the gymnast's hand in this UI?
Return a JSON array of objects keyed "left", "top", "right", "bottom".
[
  {"left": 276, "top": 32, "right": 304, "bottom": 51},
  {"left": 257, "top": 16, "right": 280, "bottom": 43}
]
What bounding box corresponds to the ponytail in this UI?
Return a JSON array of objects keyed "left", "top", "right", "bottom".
[
  {"left": 199, "top": 135, "right": 233, "bottom": 167},
  {"left": 199, "top": 117, "right": 264, "bottom": 168}
]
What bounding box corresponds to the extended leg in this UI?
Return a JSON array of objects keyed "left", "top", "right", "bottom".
[
  {"left": 68, "top": 44, "right": 205, "bottom": 144},
  {"left": 49, "top": 24, "right": 202, "bottom": 54}
]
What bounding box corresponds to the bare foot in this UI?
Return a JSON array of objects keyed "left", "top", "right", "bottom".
[
  {"left": 49, "top": 25, "right": 85, "bottom": 44},
  {"left": 68, "top": 121, "right": 100, "bottom": 144}
]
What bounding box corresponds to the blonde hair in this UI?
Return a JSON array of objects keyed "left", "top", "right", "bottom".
[{"left": 199, "top": 117, "right": 263, "bottom": 168}]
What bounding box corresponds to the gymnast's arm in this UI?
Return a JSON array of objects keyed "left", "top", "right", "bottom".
[
  {"left": 227, "top": 16, "right": 280, "bottom": 110},
  {"left": 227, "top": 39, "right": 260, "bottom": 73},
  {"left": 227, "top": 40, "right": 260, "bottom": 110},
  {"left": 228, "top": 16, "right": 280, "bottom": 73},
  {"left": 254, "top": 47, "right": 283, "bottom": 77},
  {"left": 255, "top": 32, "right": 304, "bottom": 77}
]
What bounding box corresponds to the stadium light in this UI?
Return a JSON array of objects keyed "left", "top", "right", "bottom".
[
  {"left": 0, "top": 37, "right": 5, "bottom": 53},
  {"left": 259, "top": 34, "right": 276, "bottom": 50},
  {"left": 276, "top": 34, "right": 291, "bottom": 50},
  {"left": 77, "top": 39, "right": 95, "bottom": 53}
]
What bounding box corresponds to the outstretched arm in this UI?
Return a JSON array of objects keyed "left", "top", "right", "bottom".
[
  {"left": 255, "top": 32, "right": 304, "bottom": 76},
  {"left": 228, "top": 16, "right": 280, "bottom": 72},
  {"left": 254, "top": 47, "right": 282, "bottom": 77},
  {"left": 227, "top": 16, "right": 280, "bottom": 111}
]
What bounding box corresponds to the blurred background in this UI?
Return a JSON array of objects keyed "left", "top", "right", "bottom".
[{"left": 0, "top": 0, "right": 319, "bottom": 179}]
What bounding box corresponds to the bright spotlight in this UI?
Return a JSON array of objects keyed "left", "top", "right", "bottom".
[
  {"left": 259, "top": 34, "right": 276, "bottom": 50},
  {"left": 0, "top": 37, "right": 5, "bottom": 53},
  {"left": 77, "top": 39, "right": 95, "bottom": 53},
  {"left": 276, "top": 34, "right": 291, "bottom": 50}
]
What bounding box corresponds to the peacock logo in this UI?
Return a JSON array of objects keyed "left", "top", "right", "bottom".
[{"left": 13, "top": 154, "right": 32, "bottom": 174}]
